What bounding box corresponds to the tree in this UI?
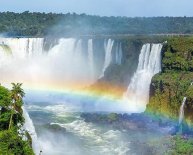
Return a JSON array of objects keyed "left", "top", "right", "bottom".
[
  {"left": 9, "top": 83, "right": 25, "bottom": 130},
  {"left": 0, "top": 86, "right": 11, "bottom": 108},
  {"left": 0, "top": 85, "right": 34, "bottom": 154},
  {"left": 0, "top": 86, "right": 12, "bottom": 130}
]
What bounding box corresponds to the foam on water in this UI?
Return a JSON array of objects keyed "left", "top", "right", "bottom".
[
  {"left": 22, "top": 106, "right": 40, "bottom": 154},
  {"left": 27, "top": 104, "right": 129, "bottom": 155},
  {"left": 100, "top": 39, "right": 114, "bottom": 77},
  {"left": 123, "top": 44, "right": 163, "bottom": 113}
]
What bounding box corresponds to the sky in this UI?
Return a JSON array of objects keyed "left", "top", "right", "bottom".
[{"left": 1, "top": 0, "right": 193, "bottom": 17}]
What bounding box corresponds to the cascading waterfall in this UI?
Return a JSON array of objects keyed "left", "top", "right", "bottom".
[
  {"left": 100, "top": 39, "right": 114, "bottom": 77},
  {"left": 0, "top": 37, "right": 108, "bottom": 89},
  {"left": 0, "top": 38, "right": 44, "bottom": 58},
  {"left": 28, "top": 38, "right": 44, "bottom": 56},
  {"left": 0, "top": 37, "right": 120, "bottom": 85},
  {"left": 123, "top": 43, "right": 163, "bottom": 113},
  {"left": 22, "top": 106, "right": 40, "bottom": 154},
  {"left": 74, "top": 39, "right": 82, "bottom": 63},
  {"left": 179, "top": 97, "right": 187, "bottom": 125},
  {"left": 178, "top": 81, "right": 192, "bottom": 125},
  {"left": 115, "top": 42, "right": 122, "bottom": 65},
  {"left": 0, "top": 38, "right": 171, "bottom": 154},
  {"left": 88, "top": 39, "right": 94, "bottom": 80}
]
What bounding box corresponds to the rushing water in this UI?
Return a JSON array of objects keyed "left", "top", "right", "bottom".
[
  {"left": 123, "top": 44, "right": 163, "bottom": 113},
  {"left": 100, "top": 39, "right": 114, "bottom": 77},
  {"left": 25, "top": 101, "right": 170, "bottom": 155},
  {"left": 115, "top": 42, "right": 122, "bottom": 65},
  {"left": 0, "top": 38, "right": 119, "bottom": 89},
  {"left": 0, "top": 38, "right": 168, "bottom": 154},
  {"left": 22, "top": 106, "right": 40, "bottom": 154},
  {"left": 25, "top": 103, "right": 129, "bottom": 155},
  {"left": 88, "top": 39, "right": 94, "bottom": 80},
  {"left": 179, "top": 97, "right": 187, "bottom": 125}
]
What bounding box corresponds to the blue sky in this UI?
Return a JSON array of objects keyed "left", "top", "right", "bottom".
[{"left": 1, "top": 0, "right": 193, "bottom": 17}]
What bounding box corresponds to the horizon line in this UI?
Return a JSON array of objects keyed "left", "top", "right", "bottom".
[{"left": 0, "top": 11, "right": 192, "bottom": 18}]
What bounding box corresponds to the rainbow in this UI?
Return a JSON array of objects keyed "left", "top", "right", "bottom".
[
  {"left": 29, "top": 84, "right": 193, "bottom": 127},
  {"left": 24, "top": 83, "right": 192, "bottom": 130},
  {"left": 2, "top": 81, "right": 192, "bottom": 128}
]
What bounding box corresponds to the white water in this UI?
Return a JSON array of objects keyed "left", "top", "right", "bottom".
[
  {"left": 0, "top": 38, "right": 121, "bottom": 87},
  {"left": 123, "top": 44, "right": 163, "bottom": 113},
  {"left": 0, "top": 38, "right": 104, "bottom": 89},
  {"left": 28, "top": 38, "right": 44, "bottom": 56},
  {"left": 0, "top": 38, "right": 167, "bottom": 154},
  {"left": 0, "top": 38, "right": 44, "bottom": 58},
  {"left": 27, "top": 104, "right": 130, "bottom": 155},
  {"left": 58, "top": 120, "right": 129, "bottom": 155},
  {"left": 100, "top": 39, "right": 114, "bottom": 77},
  {"left": 88, "top": 39, "right": 94, "bottom": 80},
  {"left": 22, "top": 106, "right": 40, "bottom": 155},
  {"left": 115, "top": 43, "right": 122, "bottom": 65},
  {"left": 179, "top": 97, "right": 187, "bottom": 125}
]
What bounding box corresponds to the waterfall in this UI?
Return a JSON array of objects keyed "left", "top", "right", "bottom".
[
  {"left": 100, "top": 39, "right": 114, "bottom": 77},
  {"left": 28, "top": 38, "right": 44, "bottom": 56},
  {"left": 178, "top": 81, "right": 193, "bottom": 125},
  {"left": 179, "top": 97, "right": 187, "bottom": 125},
  {"left": 115, "top": 43, "right": 122, "bottom": 65},
  {"left": 22, "top": 106, "right": 40, "bottom": 155},
  {"left": 0, "top": 38, "right": 44, "bottom": 58},
  {"left": 76, "top": 39, "right": 83, "bottom": 64},
  {"left": 123, "top": 44, "right": 163, "bottom": 113},
  {"left": 88, "top": 39, "right": 94, "bottom": 80},
  {"left": 0, "top": 37, "right": 109, "bottom": 89}
]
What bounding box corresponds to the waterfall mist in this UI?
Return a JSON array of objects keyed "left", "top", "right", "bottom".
[
  {"left": 0, "top": 38, "right": 117, "bottom": 90},
  {"left": 22, "top": 106, "right": 40, "bottom": 154},
  {"left": 0, "top": 38, "right": 166, "bottom": 155},
  {"left": 100, "top": 39, "right": 114, "bottom": 77},
  {"left": 179, "top": 97, "right": 187, "bottom": 125},
  {"left": 26, "top": 103, "right": 130, "bottom": 155},
  {"left": 0, "top": 38, "right": 162, "bottom": 113},
  {"left": 123, "top": 43, "right": 162, "bottom": 113}
]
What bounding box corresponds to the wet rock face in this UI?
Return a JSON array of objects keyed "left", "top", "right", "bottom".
[
  {"left": 147, "top": 37, "right": 193, "bottom": 127},
  {"left": 81, "top": 112, "right": 193, "bottom": 136},
  {"left": 171, "top": 122, "right": 193, "bottom": 135},
  {"left": 148, "top": 73, "right": 193, "bottom": 124},
  {"left": 81, "top": 113, "right": 145, "bottom": 129},
  {"left": 80, "top": 113, "right": 174, "bottom": 132},
  {"left": 149, "top": 78, "right": 164, "bottom": 97},
  {"left": 44, "top": 124, "right": 66, "bottom": 133}
]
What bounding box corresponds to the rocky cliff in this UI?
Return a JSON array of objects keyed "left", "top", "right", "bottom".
[{"left": 146, "top": 37, "right": 193, "bottom": 125}]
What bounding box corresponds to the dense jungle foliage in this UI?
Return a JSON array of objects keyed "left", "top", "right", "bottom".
[
  {"left": 166, "top": 136, "right": 193, "bottom": 155},
  {"left": 147, "top": 37, "right": 193, "bottom": 125},
  {"left": 1, "top": 12, "right": 193, "bottom": 36},
  {"left": 0, "top": 84, "right": 34, "bottom": 155}
]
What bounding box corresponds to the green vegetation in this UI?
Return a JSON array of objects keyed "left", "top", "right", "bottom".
[
  {"left": 147, "top": 37, "right": 193, "bottom": 124},
  {"left": 162, "top": 37, "right": 193, "bottom": 72},
  {"left": 0, "top": 44, "right": 12, "bottom": 55},
  {"left": 166, "top": 136, "right": 193, "bottom": 155},
  {"left": 147, "top": 72, "right": 193, "bottom": 119},
  {"left": 88, "top": 36, "right": 170, "bottom": 98},
  {"left": 142, "top": 37, "right": 193, "bottom": 154},
  {"left": 0, "top": 83, "right": 34, "bottom": 155},
  {"left": 2, "top": 12, "right": 193, "bottom": 36}
]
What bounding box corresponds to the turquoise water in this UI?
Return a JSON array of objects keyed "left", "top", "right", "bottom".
[{"left": 26, "top": 101, "right": 171, "bottom": 155}]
